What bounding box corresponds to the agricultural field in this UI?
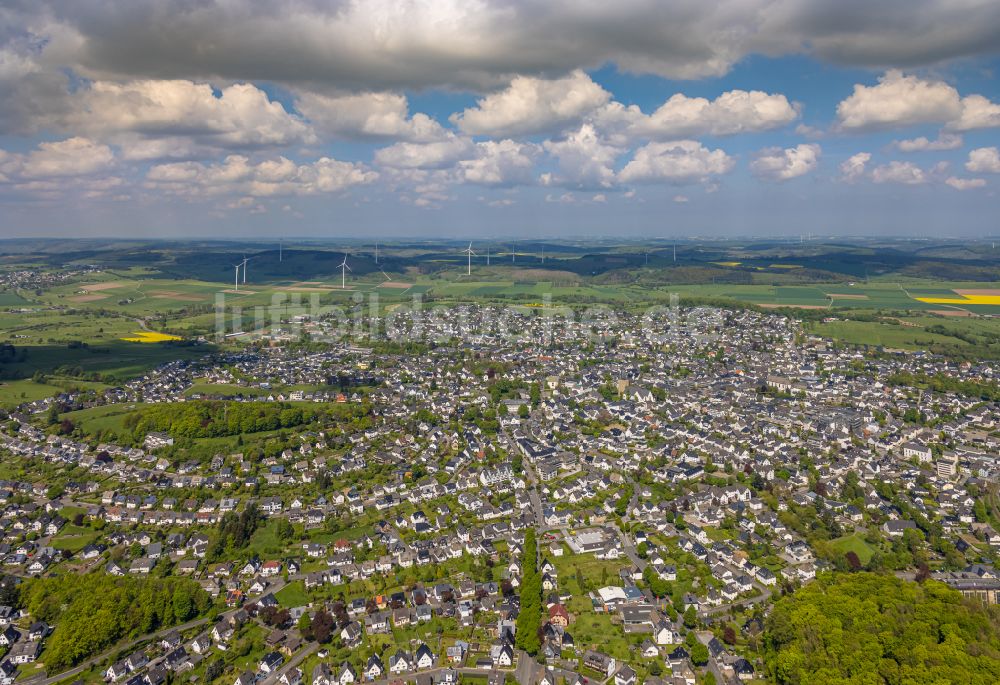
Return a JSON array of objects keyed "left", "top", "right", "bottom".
[
  {"left": 0, "top": 377, "right": 110, "bottom": 409},
  {"left": 0, "top": 378, "right": 69, "bottom": 408},
  {"left": 807, "top": 320, "right": 974, "bottom": 351},
  {"left": 0, "top": 340, "right": 214, "bottom": 381},
  {"left": 0, "top": 291, "right": 28, "bottom": 306},
  {"left": 2, "top": 241, "right": 998, "bottom": 406}
]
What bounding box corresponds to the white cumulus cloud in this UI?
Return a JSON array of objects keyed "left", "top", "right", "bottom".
[
  {"left": 893, "top": 133, "right": 962, "bottom": 152},
  {"left": 948, "top": 94, "right": 1000, "bottom": 131},
  {"left": 0, "top": 137, "right": 115, "bottom": 179},
  {"left": 542, "top": 124, "right": 622, "bottom": 190},
  {"left": 145, "top": 154, "right": 377, "bottom": 197},
  {"left": 618, "top": 140, "right": 734, "bottom": 185},
  {"left": 839, "top": 152, "right": 871, "bottom": 183},
  {"left": 966, "top": 147, "right": 1000, "bottom": 173},
  {"left": 451, "top": 70, "right": 610, "bottom": 136},
  {"left": 945, "top": 177, "right": 986, "bottom": 190},
  {"left": 836, "top": 71, "right": 962, "bottom": 131},
  {"left": 459, "top": 140, "right": 539, "bottom": 186},
  {"left": 871, "top": 161, "right": 927, "bottom": 185},
  {"left": 750, "top": 143, "right": 821, "bottom": 181},
  {"left": 373, "top": 135, "right": 475, "bottom": 170},
  {"left": 596, "top": 90, "right": 798, "bottom": 143},
  {"left": 837, "top": 71, "right": 1000, "bottom": 132},
  {"left": 295, "top": 91, "right": 445, "bottom": 142}
]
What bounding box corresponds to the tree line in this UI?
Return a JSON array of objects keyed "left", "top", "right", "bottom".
[
  {"left": 121, "top": 399, "right": 371, "bottom": 440},
  {"left": 514, "top": 528, "right": 543, "bottom": 656}
]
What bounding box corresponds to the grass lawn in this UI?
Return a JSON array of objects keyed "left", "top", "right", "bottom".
[
  {"left": 247, "top": 521, "right": 289, "bottom": 557},
  {"left": 274, "top": 581, "right": 310, "bottom": 608},
  {"left": 52, "top": 527, "right": 101, "bottom": 552},
  {"left": 61, "top": 403, "right": 138, "bottom": 435},
  {"left": 830, "top": 533, "right": 875, "bottom": 565},
  {"left": 59, "top": 506, "right": 89, "bottom": 519}
]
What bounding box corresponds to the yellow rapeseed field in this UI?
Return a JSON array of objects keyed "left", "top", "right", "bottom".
[
  {"left": 915, "top": 295, "right": 1000, "bottom": 305},
  {"left": 121, "top": 331, "right": 183, "bottom": 343}
]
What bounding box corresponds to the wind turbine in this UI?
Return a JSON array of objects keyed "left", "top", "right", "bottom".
[
  {"left": 279, "top": 238, "right": 283, "bottom": 263},
  {"left": 241, "top": 256, "right": 250, "bottom": 284},
  {"left": 463, "top": 242, "right": 477, "bottom": 276},
  {"left": 339, "top": 254, "right": 352, "bottom": 289},
  {"left": 374, "top": 242, "right": 379, "bottom": 264},
  {"left": 232, "top": 262, "right": 242, "bottom": 291},
  {"left": 486, "top": 246, "right": 491, "bottom": 266},
  {"left": 511, "top": 241, "right": 516, "bottom": 264}
]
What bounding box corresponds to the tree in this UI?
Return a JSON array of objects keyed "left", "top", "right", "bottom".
[
  {"left": 915, "top": 562, "right": 931, "bottom": 583},
  {"left": 205, "top": 658, "right": 224, "bottom": 682},
  {"left": 683, "top": 606, "right": 697, "bottom": 629},
  {"left": 298, "top": 613, "right": 313, "bottom": 640},
  {"left": 311, "top": 610, "right": 334, "bottom": 643},
  {"left": 764, "top": 572, "right": 1000, "bottom": 685},
  {"left": 642, "top": 566, "right": 671, "bottom": 598},
  {"left": 723, "top": 625, "right": 737, "bottom": 645},
  {"left": 275, "top": 518, "right": 295, "bottom": 542},
  {"left": 172, "top": 586, "right": 195, "bottom": 622},
  {"left": 689, "top": 641, "right": 709, "bottom": 666},
  {"left": 973, "top": 499, "right": 989, "bottom": 523},
  {"left": 845, "top": 551, "right": 862, "bottom": 571}
]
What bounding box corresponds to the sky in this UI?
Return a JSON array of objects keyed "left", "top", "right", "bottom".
[{"left": 1, "top": 1, "right": 1000, "bottom": 239}]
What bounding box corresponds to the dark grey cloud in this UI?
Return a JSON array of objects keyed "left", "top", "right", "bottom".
[
  {"left": 755, "top": 0, "right": 1000, "bottom": 68},
  {"left": 8, "top": 0, "right": 999, "bottom": 94}
]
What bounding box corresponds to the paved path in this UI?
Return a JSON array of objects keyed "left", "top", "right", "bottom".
[
  {"left": 499, "top": 420, "right": 544, "bottom": 527},
  {"left": 261, "top": 642, "right": 319, "bottom": 685}
]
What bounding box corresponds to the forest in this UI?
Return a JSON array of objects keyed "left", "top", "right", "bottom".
[
  {"left": 764, "top": 572, "right": 1000, "bottom": 685},
  {"left": 17, "top": 574, "right": 213, "bottom": 670}
]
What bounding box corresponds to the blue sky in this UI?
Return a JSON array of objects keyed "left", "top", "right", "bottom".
[{"left": 1, "top": 1, "right": 999, "bottom": 238}]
